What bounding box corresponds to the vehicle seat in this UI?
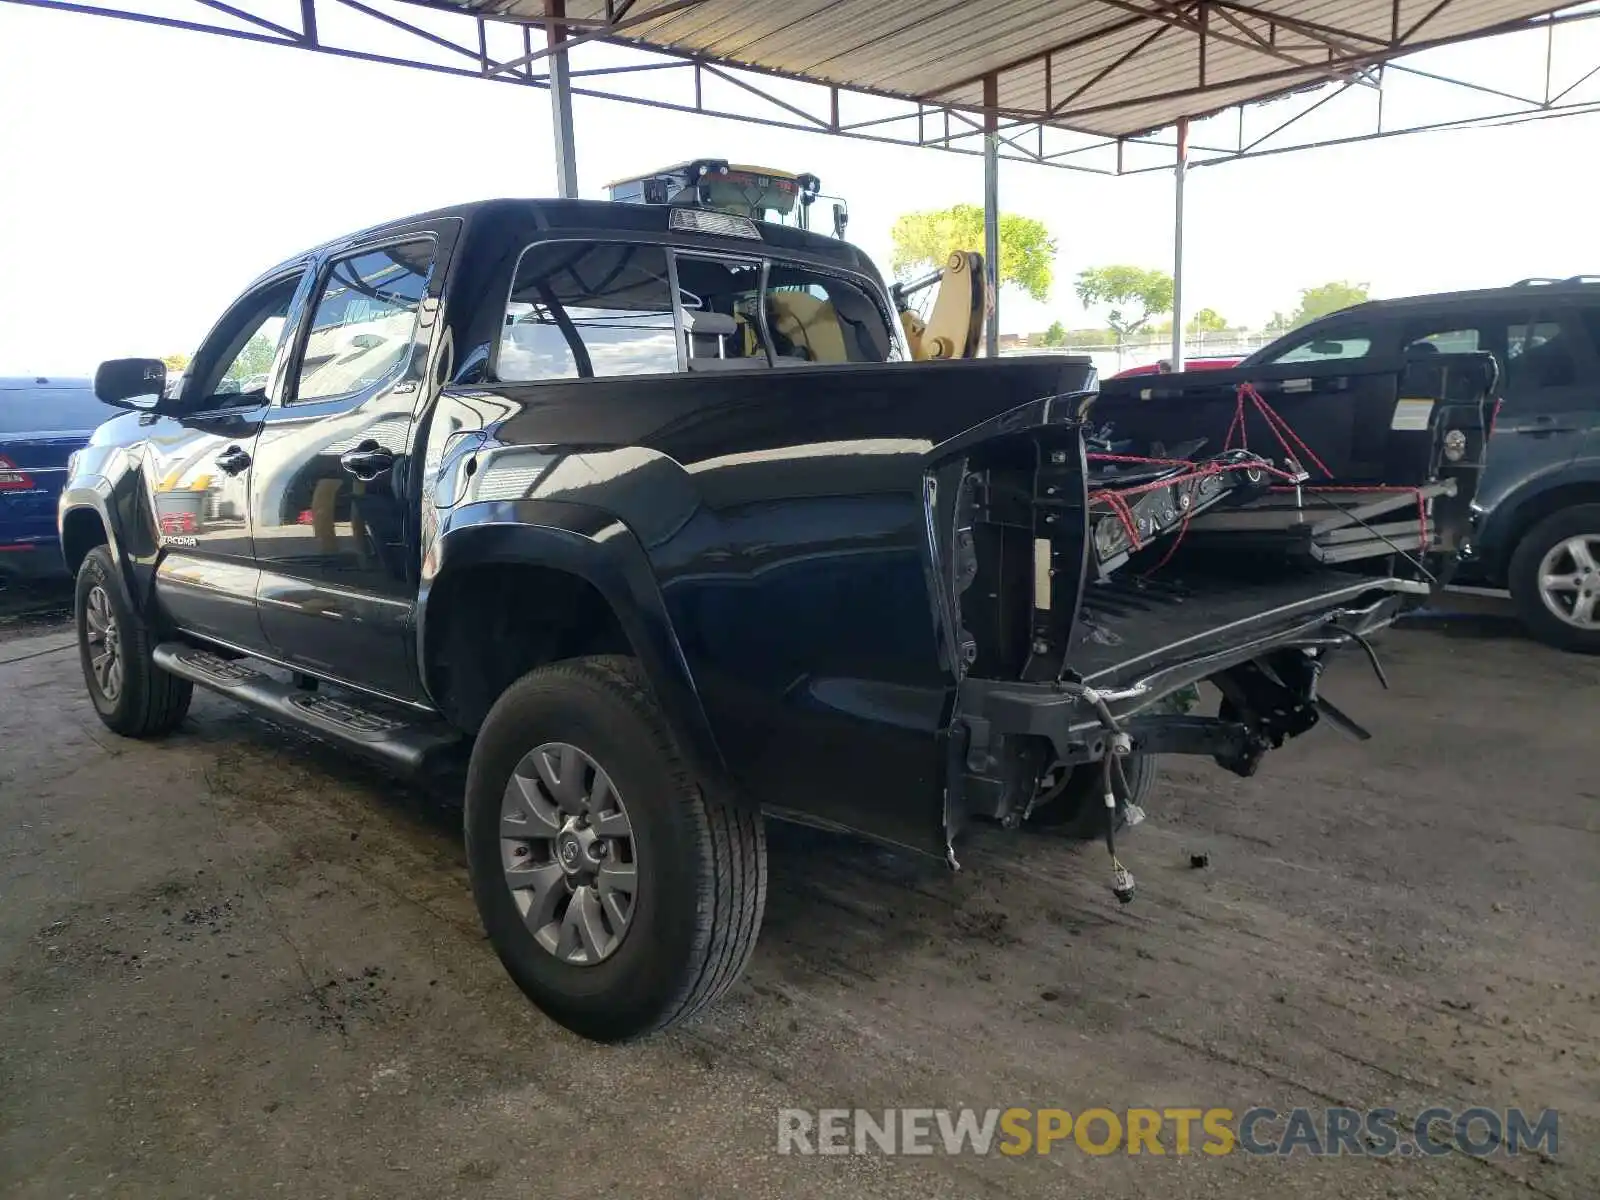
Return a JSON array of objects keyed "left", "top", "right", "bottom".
[
  {"left": 685, "top": 310, "right": 746, "bottom": 362},
  {"left": 766, "top": 291, "right": 847, "bottom": 363}
]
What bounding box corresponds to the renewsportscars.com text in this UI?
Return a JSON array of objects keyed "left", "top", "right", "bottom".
[{"left": 776, "top": 1106, "right": 1559, "bottom": 1158}]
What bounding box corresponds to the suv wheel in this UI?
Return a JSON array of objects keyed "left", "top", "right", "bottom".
[
  {"left": 464, "top": 655, "right": 766, "bottom": 1041},
  {"left": 1509, "top": 504, "right": 1600, "bottom": 654},
  {"left": 74, "top": 546, "right": 193, "bottom": 736}
]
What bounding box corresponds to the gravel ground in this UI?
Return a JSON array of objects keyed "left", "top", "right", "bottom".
[{"left": 1, "top": 599, "right": 1596, "bottom": 1199}]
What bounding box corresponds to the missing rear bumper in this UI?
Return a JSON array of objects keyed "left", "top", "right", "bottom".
[{"left": 946, "top": 589, "right": 1403, "bottom": 838}]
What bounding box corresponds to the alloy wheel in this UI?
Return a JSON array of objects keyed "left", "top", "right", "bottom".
[
  {"left": 1537, "top": 534, "right": 1600, "bottom": 630},
  {"left": 499, "top": 742, "right": 638, "bottom": 965},
  {"left": 84, "top": 585, "right": 123, "bottom": 702}
]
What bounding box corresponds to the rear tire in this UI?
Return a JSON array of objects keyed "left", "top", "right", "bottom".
[
  {"left": 1029, "top": 753, "right": 1158, "bottom": 840},
  {"left": 464, "top": 655, "right": 766, "bottom": 1041},
  {"left": 74, "top": 546, "right": 192, "bottom": 737},
  {"left": 1508, "top": 504, "right": 1600, "bottom": 654}
]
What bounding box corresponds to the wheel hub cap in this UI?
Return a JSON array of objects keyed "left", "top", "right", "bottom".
[
  {"left": 84, "top": 584, "right": 123, "bottom": 702},
  {"left": 1536, "top": 534, "right": 1600, "bottom": 630},
  {"left": 499, "top": 742, "right": 637, "bottom": 966}
]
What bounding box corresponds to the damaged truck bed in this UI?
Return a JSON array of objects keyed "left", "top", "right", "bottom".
[{"left": 941, "top": 350, "right": 1496, "bottom": 882}]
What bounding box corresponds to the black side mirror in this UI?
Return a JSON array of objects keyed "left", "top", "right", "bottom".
[{"left": 94, "top": 358, "right": 168, "bottom": 410}]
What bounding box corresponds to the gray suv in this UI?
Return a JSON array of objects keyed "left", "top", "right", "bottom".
[{"left": 1242, "top": 277, "right": 1600, "bottom": 652}]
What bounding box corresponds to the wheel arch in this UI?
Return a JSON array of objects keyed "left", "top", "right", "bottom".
[
  {"left": 58, "top": 482, "right": 140, "bottom": 602},
  {"left": 60, "top": 505, "right": 109, "bottom": 578},
  {"left": 418, "top": 499, "right": 731, "bottom": 794},
  {"left": 1479, "top": 469, "right": 1600, "bottom": 583}
]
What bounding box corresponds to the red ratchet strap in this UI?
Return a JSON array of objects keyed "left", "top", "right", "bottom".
[
  {"left": 1235, "top": 381, "right": 1431, "bottom": 548},
  {"left": 1228, "top": 382, "right": 1333, "bottom": 479}
]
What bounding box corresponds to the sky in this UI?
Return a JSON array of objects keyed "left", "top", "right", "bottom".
[{"left": 2, "top": 3, "right": 1599, "bottom": 376}]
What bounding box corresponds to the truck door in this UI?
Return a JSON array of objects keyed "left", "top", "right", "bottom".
[
  {"left": 148, "top": 270, "right": 307, "bottom": 654},
  {"left": 249, "top": 222, "right": 456, "bottom": 701}
]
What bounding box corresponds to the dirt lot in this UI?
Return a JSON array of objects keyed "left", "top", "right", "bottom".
[{"left": 2, "top": 590, "right": 1596, "bottom": 1199}]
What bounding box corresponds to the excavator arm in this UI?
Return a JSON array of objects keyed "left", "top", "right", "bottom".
[{"left": 892, "top": 251, "right": 989, "bottom": 361}]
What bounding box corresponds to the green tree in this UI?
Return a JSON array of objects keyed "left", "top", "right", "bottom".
[
  {"left": 1186, "top": 307, "right": 1229, "bottom": 335},
  {"left": 1041, "top": 320, "right": 1066, "bottom": 347},
  {"left": 890, "top": 204, "right": 1056, "bottom": 303},
  {"left": 223, "top": 335, "right": 277, "bottom": 384},
  {"left": 161, "top": 352, "right": 190, "bottom": 371},
  {"left": 1073, "top": 265, "right": 1175, "bottom": 346},
  {"left": 1291, "top": 280, "right": 1370, "bottom": 328},
  {"left": 1264, "top": 311, "right": 1293, "bottom": 334}
]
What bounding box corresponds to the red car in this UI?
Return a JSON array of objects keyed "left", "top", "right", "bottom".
[{"left": 1109, "top": 356, "right": 1243, "bottom": 379}]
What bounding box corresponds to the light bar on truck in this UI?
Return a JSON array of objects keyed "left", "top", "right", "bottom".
[{"left": 669, "top": 208, "right": 762, "bottom": 240}]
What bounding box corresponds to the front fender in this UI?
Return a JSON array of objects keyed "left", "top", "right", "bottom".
[
  {"left": 418, "top": 498, "right": 731, "bottom": 795},
  {"left": 57, "top": 477, "right": 139, "bottom": 602}
]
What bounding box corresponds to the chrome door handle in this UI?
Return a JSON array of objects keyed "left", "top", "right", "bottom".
[{"left": 340, "top": 440, "right": 396, "bottom": 480}]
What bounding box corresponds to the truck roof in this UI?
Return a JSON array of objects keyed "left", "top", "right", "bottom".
[{"left": 250, "top": 197, "right": 881, "bottom": 293}]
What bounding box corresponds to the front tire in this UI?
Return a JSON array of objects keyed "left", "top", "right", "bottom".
[
  {"left": 464, "top": 655, "right": 766, "bottom": 1041},
  {"left": 75, "top": 546, "right": 192, "bottom": 736},
  {"left": 1509, "top": 504, "right": 1600, "bottom": 654}
]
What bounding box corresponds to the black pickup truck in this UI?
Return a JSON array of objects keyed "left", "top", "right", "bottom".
[{"left": 61, "top": 197, "right": 1489, "bottom": 1040}]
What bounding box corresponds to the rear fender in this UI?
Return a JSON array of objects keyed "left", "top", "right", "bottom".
[
  {"left": 1471, "top": 460, "right": 1600, "bottom": 580},
  {"left": 419, "top": 498, "right": 731, "bottom": 795}
]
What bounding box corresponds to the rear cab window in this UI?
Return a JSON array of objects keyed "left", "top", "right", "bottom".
[{"left": 496, "top": 239, "right": 897, "bottom": 382}]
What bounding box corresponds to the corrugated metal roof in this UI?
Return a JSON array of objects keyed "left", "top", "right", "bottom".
[{"left": 414, "top": 0, "right": 1567, "bottom": 137}]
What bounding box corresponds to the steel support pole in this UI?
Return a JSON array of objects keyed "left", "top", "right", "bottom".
[
  {"left": 1170, "top": 117, "right": 1188, "bottom": 371},
  {"left": 983, "top": 75, "right": 1001, "bottom": 357},
  {"left": 547, "top": 0, "right": 579, "bottom": 197}
]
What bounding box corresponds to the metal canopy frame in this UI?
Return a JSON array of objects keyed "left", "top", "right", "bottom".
[
  {"left": 6, "top": 0, "right": 1599, "bottom": 358},
  {"left": 8, "top": 0, "right": 1599, "bottom": 172}
]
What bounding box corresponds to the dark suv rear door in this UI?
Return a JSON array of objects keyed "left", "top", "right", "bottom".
[{"left": 1473, "top": 303, "right": 1600, "bottom": 534}]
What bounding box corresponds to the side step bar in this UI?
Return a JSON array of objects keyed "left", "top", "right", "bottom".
[{"left": 153, "top": 643, "right": 463, "bottom": 777}]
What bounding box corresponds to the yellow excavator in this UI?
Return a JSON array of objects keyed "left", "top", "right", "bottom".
[
  {"left": 607, "top": 160, "right": 989, "bottom": 361},
  {"left": 890, "top": 251, "right": 988, "bottom": 361}
]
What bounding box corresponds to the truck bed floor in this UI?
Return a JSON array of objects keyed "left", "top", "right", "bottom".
[{"left": 1071, "top": 566, "right": 1397, "bottom": 682}]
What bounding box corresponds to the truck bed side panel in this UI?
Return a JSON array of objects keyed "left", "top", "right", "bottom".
[{"left": 435, "top": 357, "right": 1095, "bottom": 856}]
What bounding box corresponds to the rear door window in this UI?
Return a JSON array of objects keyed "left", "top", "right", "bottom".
[
  {"left": 1507, "top": 320, "right": 1574, "bottom": 388},
  {"left": 1404, "top": 326, "right": 1480, "bottom": 355}
]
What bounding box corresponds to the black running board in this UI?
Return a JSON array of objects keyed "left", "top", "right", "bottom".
[{"left": 153, "top": 643, "right": 463, "bottom": 777}]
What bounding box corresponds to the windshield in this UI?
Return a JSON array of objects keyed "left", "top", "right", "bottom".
[{"left": 1250, "top": 328, "right": 1375, "bottom": 367}]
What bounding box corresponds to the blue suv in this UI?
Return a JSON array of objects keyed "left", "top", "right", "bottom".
[{"left": 1, "top": 376, "right": 124, "bottom": 583}]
